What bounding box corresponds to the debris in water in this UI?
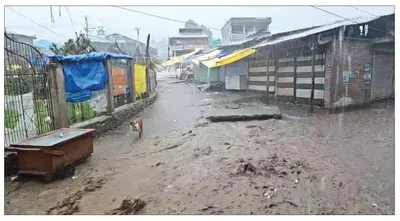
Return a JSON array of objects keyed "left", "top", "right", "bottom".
[
  {"left": 372, "top": 203, "right": 378, "bottom": 208},
  {"left": 11, "top": 175, "right": 19, "bottom": 182},
  {"left": 84, "top": 177, "right": 105, "bottom": 192},
  {"left": 153, "top": 162, "right": 163, "bottom": 167},
  {"left": 200, "top": 205, "right": 216, "bottom": 211},
  {"left": 246, "top": 125, "right": 263, "bottom": 129},
  {"left": 237, "top": 162, "right": 257, "bottom": 175},
  {"left": 47, "top": 191, "right": 83, "bottom": 215},
  {"left": 263, "top": 188, "right": 278, "bottom": 199},
  {"left": 106, "top": 197, "right": 146, "bottom": 215},
  {"left": 193, "top": 146, "right": 213, "bottom": 158}
]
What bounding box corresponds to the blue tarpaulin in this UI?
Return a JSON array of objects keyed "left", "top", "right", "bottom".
[
  {"left": 52, "top": 52, "right": 132, "bottom": 103},
  {"left": 53, "top": 52, "right": 132, "bottom": 62}
]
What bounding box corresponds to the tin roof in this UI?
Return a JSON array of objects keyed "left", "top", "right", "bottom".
[{"left": 253, "top": 14, "right": 393, "bottom": 49}]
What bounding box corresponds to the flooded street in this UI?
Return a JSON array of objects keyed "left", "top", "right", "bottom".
[{"left": 4, "top": 72, "right": 395, "bottom": 215}]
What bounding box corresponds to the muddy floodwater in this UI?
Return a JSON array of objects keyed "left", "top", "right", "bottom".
[{"left": 4, "top": 72, "right": 395, "bottom": 215}]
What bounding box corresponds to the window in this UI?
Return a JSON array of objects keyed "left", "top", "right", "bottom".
[
  {"left": 245, "top": 25, "right": 255, "bottom": 35},
  {"left": 232, "top": 24, "right": 244, "bottom": 34}
]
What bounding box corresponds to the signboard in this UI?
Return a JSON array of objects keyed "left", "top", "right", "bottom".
[
  {"left": 350, "top": 70, "right": 359, "bottom": 79},
  {"left": 364, "top": 64, "right": 372, "bottom": 84},
  {"left": 112, "top": 67, "right": 127, "bottom": 96},
  {"left": 342, "top": 71, "right": 350, "bottom": 84}
]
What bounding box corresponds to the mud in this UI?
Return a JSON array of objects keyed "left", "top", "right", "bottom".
[
  {"left": 4, "top": 72, "right": 395, "bottom": 215},
  {"left": 46, "top": 177, "right": 106, "bottom": 215},
  {"left": 106, "top": 197, "right": 146, "bottom": 215}
]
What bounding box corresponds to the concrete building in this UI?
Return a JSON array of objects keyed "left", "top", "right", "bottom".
[
  {"left": 248, "top": 14, "right": 394, "bottom": 108},
  {"left": 221, "top": 17, "right": 272, "bottom": 43},
  {"left": 5, "top": 30, "right": 36, "bottom": 45},
  {"left": 90, "top": 25, "right": 157, "bottom": 58},
  {"left": 169, "top": 27, "right": 210, "bottom": 57},
  {"left": 106, "top": 33, "right": 158, "bottom": 58}
]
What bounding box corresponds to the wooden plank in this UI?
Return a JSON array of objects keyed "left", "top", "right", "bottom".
[
  {"left": 249, "top": 85, "right": 267, "bottom": 91},
  {"left": 278, "top": 66, "right": 295, "bottom": 73},
  {"left": 297, "top": 65, "right": 325, "bottom": 73},
  {"left": 249, "top": 76, "right": 268, "bottom": 81},
  {"left": 296, "top": 89, "right": 324, "bottom": 99},
  {"left": 249, "top": 67, "right": 267, "bottom": 72},
  {"left": 269, "top": 76, "right": 275, "bottom": 82},
  {"left": 296, "top": 77, "right": 325, "bottom": 84},
  {"left": 277, "top": 77, "right": 294, "bottom": 83},
  {"left": 277, "top": 88, "right": 294, "bottom": 96}
]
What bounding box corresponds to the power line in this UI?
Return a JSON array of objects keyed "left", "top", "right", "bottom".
[
  {"left": 350, "top": 6, "right": 394, "bottom": 24},
  {"left": 110, "top": 6, "right": 221, "bottom": 31},
  {"left": 310, "top": 6, "right": 393, "bottom": 36},
  {"left": 65, "top": 6, "right": 78, "bottom": 37},
  {"left": 6, "top": 6, "right": 70, "bottom": 39}
]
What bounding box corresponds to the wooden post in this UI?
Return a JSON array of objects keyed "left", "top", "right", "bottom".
[
  {"left": 274, "top": 52, "right": 278, "bottom": 104},
  {"left": 145, "top": 34, "right": 151, "bottom": 96},
  {"left": 129, "top": 61, "right": 136, "bottom": 103},
  {"left": 49, "top": 63, "right": 69, "bottom": 128},
  {"left": 104, "top": 60, "right": 114, "bottom": 114},
  {"left": 293, "top": 56, "right": 297, "bottom": 103},
  {"left": 310, "top": 39, "right": 317, "bottom": 113},
  {"left": 265, "top": 51, "right": 270, "bottom": 104}
]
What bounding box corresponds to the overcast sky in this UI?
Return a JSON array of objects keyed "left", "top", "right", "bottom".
[{"left": 5, "top": 6, "right": 394, "bottom": 44}]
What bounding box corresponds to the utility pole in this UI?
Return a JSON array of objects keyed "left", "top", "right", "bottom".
[
  {"left": 134, "top": 27, "right": 141, "bottom": 41},
  {"left": 84, "top": 15, "right": 89, "bottom": 38}
]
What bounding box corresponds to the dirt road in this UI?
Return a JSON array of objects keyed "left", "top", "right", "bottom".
[{"left": 4, "top": 72, "right": 395, "bottom": 215}]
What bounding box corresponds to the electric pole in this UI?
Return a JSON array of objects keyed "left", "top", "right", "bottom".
[
  {"left": 134, "top": 27, "right": 140, "bottom": 41},
  {"left": 84, "top": 15, "right": 89, "bottom": 38}
]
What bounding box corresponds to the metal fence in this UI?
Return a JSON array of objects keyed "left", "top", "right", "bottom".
[{"left": 4, "top": 34, "right": 55, "bottom": 146}]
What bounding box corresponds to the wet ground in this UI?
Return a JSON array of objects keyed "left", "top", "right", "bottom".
[{"left": 4, "top": 71, "right": 395, "bottom": 215}]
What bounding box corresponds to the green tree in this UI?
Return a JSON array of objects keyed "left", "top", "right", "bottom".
[
  {"left": 50, "top": 34, "right": 96, "bottom": 55},
  {"left": 212, "top": 38, "right": 222, "bottom": 48}
]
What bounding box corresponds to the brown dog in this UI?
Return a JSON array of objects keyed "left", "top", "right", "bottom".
[{"left": 130, "top": 118, "right": 143, "bottom": 138}]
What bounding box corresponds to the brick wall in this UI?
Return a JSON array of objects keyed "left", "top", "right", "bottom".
[{"left": 325, "top": 38, "right": 373, "bottom": 108}]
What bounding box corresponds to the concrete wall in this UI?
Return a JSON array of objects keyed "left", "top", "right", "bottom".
[{"left": 72, "top": 92, "right": 158, "bottom": 136}]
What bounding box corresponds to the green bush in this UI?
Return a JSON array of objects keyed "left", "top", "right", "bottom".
[{"left": 4, "top": 109, "right": 20, "bottom": 129}]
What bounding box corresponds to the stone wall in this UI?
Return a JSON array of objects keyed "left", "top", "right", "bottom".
[{"left": 71, "top": 92, "right": 158, "bottom": 136}]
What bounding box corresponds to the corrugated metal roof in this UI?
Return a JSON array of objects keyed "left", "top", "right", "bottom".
[
  {"left": 253, "top": 16, "right": 383, "bottom": 49},
  {"left": 5, "top": 30, "right": 36, "bottom": 39}
]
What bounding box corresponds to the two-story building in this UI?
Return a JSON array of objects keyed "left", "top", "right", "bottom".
[
  {"left": 169, "top": 27, "right": 210, "bottom": 57},
  {"left": 221, "top": 17, "right": 272, "bottom": 43}
]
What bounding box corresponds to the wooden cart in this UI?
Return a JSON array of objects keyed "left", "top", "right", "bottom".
[{"left": 5, "top": 128, "right": 95, "bottom": 182}]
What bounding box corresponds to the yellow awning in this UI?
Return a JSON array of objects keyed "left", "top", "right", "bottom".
[
  {"left": 214, "top": 48, "right": 256, "bottom": 67},
  {"left": 161, "top": 49, "right": 201, "bottom": 66},
  {"left": 200, "top": 48, "right": 256, "bottom": 68}
]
